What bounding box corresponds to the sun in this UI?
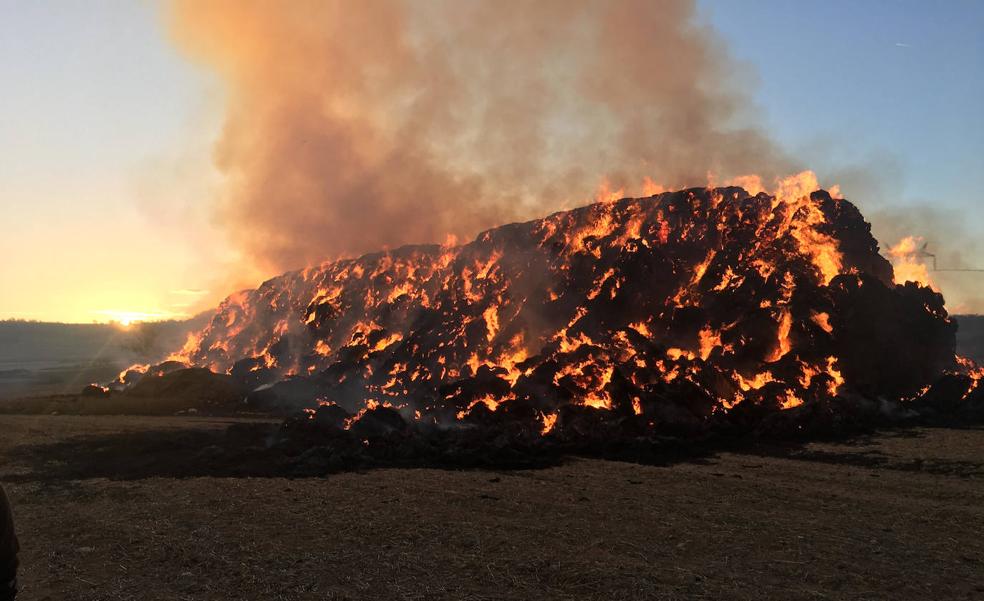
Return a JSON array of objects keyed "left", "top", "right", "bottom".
[{"left": 98, "top": 310, "right": 182, "bottom": 328}]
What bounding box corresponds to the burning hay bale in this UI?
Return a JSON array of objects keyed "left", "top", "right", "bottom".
[
  {"left": 150, "top": 179, "right": 980, "bottom": 448},
  {"left": 123, "top": 368, "right": 246, "bottom": 408},
  {"left": 80, "top": 383, "right": 110, "bottom": 398},
  {"left": 85, "top": 366, "right": 249, "bottom": 415}
]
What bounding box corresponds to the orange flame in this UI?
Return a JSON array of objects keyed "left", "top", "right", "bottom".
[{"left": 887, "top": 236, "right": 934, "bottom": 288}]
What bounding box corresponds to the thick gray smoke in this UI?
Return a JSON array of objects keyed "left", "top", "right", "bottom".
[{"left": 168, "top": 0, "right": 794, "bottom": 273}]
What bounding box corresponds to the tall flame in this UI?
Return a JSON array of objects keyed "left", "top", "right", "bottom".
[{"left": 887, "top": 236, "right": 935, "bottom": 288}]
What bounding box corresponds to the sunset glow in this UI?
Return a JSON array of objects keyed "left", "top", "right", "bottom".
[{"left": 98, "top": 310, "right": 187, "bottom": 327}]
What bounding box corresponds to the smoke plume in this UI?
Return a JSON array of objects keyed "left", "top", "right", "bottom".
[{"left": 168, "top": 0, "right": 794, "bottom": 274}]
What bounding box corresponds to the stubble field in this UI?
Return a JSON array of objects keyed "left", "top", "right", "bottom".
[{"left": 1, "top": 414, "right": 982, "bottom": 600}]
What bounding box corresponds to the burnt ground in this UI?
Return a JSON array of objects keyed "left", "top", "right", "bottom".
[{"left": 0, "top": 415, "right": 982, "bottom": 600}]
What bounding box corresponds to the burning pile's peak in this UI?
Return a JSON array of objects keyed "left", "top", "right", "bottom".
[{"left": 165, "top": 183, "right": 961, "bottom": 435}]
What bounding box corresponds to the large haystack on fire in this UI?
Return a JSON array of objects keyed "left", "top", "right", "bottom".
[{"left": 120, "top": 173, "right": 981, "bottom": 447}]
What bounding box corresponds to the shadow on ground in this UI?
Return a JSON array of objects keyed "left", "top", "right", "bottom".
[
  {"left": 0, "top": 421, "right": 728, "bottom": 482},
  {"left": 5, "top": 419, "right": 982, "bottom": 485},
  {"left": 742, "top": 429, "right": 984, "bottom": 478}
]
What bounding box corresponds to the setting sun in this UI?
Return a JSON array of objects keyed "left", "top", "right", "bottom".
[{"left": 99, "top": 310, "right": 186, "bottom": 328}]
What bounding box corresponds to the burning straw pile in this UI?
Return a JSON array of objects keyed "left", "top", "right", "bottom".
[{"left": 118, "top": 176, "right": 982, "bottom": 465}]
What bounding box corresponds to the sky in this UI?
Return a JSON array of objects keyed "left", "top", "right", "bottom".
[
  {"left": 0, "top": 0, "right": 982, "bottom": 323},
  {"left": 704, "top": 0, "right": 984, "bottom": 210},
  {"left": 0, "top": 0, "right": 226, "bottom": 323}
]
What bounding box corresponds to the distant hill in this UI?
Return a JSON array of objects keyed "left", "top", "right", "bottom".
[
  {"left": 1, "top": 322, "right": 130, "bottom": 366},
  {"left": 0, "top": 314, "right": 210, "bottom": 398}
]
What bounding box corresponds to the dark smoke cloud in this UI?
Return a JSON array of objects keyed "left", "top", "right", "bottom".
[{"left": 168, "top": 0, "right": 795, "bottom": 273}]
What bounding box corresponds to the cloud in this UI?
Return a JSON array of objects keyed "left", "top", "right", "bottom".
[{"left": 167, "top": 0, "right": 793, "bottom": 274}]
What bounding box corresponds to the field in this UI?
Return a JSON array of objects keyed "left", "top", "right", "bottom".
[{"left": 1, "top": 414, "right": 982, "bottom": 600}]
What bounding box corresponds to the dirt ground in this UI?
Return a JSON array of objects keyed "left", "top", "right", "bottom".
[{"left": 0, "top": 415, "right": 982, "bottom": 600}]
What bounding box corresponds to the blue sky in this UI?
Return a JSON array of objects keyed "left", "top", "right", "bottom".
[
  {"left": 0, "top": 0, "right": 981, "bottom": 320},
  {"left": 702, "top": 0, "right": 984, "bottom": 210}
]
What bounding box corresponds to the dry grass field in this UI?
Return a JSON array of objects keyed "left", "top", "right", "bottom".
[{"left": 1, "top": 414, "right": 982, "bottom": 600}]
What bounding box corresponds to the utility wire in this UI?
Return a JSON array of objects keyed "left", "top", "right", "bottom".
[{"left": 915, "top": 244, "right": 984, "bottom": 272}]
